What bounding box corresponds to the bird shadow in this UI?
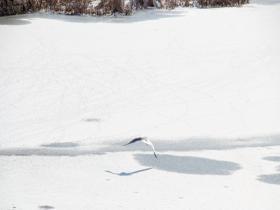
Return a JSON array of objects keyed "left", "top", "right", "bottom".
[
  {"left": 134, "top": 154, "right": 241, "bottom": 175},
  {"left": 105, "top": 167, "right": 152, "bottom": 176}
]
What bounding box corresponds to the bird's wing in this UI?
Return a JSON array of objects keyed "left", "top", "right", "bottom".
[
  {"left": 144, "top": 139, "right": 158, "bottom": 159},
  {"left": 123, "top": 137, "right": 143, "bottom": 146},
  {"left": 153, "top": 151, "right": 158, "bottom": 159}
]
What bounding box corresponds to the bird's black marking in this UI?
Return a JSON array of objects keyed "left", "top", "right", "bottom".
[
  {"left": 153, "top": 152, "right": 158, "bottom": 159},
  {"left": 123, "top": 137, "right": 145, "bottom": 146},
  {"left": 123, "top": 137, "right": 158, "bottom": 159}
]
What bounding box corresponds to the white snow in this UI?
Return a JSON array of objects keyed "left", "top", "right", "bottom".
[{"left": 0, "top": 1, "right": 280, "bottom": 209}]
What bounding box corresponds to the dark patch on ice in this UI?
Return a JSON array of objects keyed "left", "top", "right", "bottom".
[
  {"left": 39, "top": 205, "right": 55, "bottom": 209},
  {"left": 83, "top": 118, "right": 101, "bottom": 122},
  {"left": 100, "top": 134, "right": 280, "bottom": 153},
  {"left": 258, "top": 174, "right": 280, "bottom": 185},
  {"left": 134, "top": 154, "right": 241, "bottom": 175},
  {"left": 263, "top": 156, "right": 280, "bottom": 162},
  {"left": 41, "top": 142, "right": 79, "bottom": 148},
  {"left": 0, "top": 148, "right": 105, "bottom": 156},
  {"left": 105, "top": 167, "right": 152, "bottom": 176},
  {"left": 1, "top": 134, "right": 279, "bottom": 156}
]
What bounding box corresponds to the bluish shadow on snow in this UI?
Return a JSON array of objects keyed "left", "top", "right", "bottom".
[
  {"left": 0, "top": 141, "right": 105, "bottom": 156},
  {"left": 0, "top": 15, "right": 31, "bottom": 25},
  {"left": 259, "top": 155, "right": 280, "bottom": 185},
  {"left": 1, "top": 134, "right": 279, "bottom": 156},
  {"left": 41, "top": 142, "right": 80, "bottom": 148},
  {"left": 134, "top": 154, "right": 241, "bottom": 175},
  {"left": 101, "top": 134, "right": 280, "bottom": 153},
  {"left": 0, "top": 147, "right": 105, "bottom": 156},
  {"left": 105, "top": 167, "right": 152, "bottom": 176},
  {"left": 258, "top": 174, "right": 280, "bottom": 185},
  {"left": 0, "top": 9, "right": 186, "bottom": 25},
  {"left": 263, "top": 156, "right": 280, "bottom": 162},
  {"left": 251, "top": 0, "right": 280, "bottom": 5}
]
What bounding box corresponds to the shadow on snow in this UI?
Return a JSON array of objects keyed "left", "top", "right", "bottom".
[
  {"left": 251, "top": 0, "right": 280, "bottom": 5},
  {"left": 0, "top": 134, "right": 279, "bottom": 156},
  {"left": 0, "top": 9, "right": 185, "bottom": 25},
  {"left": 258, "top": 174, "right": 280, "bottom": 185},
  {"left": 134, "top": 154, "right": 241, "bottom": 175},
  {"left": 258, "top": 155, "right": 280, "bottom": 185},
  {"left": 102, "top": 134, "right": 280, "bottom": 153}
]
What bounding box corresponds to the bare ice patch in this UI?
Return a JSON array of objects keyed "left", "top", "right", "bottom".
[
  {"left": 38, "top": 205, "right": 55, "bottom": 209},
  {"left": 41, "top": 142, "right": 80, "bottom": 148}
]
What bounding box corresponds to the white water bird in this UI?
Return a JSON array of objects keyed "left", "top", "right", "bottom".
[{"left": 123, "top": 137, "right": 158, "bottom": 158}]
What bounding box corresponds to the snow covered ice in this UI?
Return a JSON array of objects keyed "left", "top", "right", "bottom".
[{"left": 0, "top": 0, "right": 280, "bottom": 209}]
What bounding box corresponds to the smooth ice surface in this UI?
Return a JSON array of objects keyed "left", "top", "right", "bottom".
[{"left": 0, "top": 1, "right": 280, "bottom": 209}]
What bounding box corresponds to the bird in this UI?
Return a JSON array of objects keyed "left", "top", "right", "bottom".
[{"left": 123, "top": 137, "right": 158, "bottom": 158}]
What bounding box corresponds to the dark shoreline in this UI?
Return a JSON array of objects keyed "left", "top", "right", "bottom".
[{"left": 1, "top": 0, "right": 249, "bottom": 17}]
